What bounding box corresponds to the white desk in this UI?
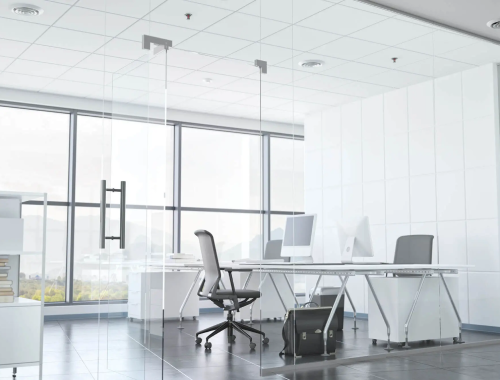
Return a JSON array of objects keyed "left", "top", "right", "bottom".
[{"left": 152, "top": 262, "right": 469, "bottom": 354}]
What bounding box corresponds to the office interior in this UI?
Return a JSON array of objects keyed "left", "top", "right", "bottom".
[{"left": 1, "top": 0, "right": 500, "bottom": 379}]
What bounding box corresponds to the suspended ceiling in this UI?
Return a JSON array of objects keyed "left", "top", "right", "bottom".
[{"left": 0, "top": 0, "right": 500, "bottom": 124}]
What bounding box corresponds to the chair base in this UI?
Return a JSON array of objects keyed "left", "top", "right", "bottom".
[{"left": 195, "top": 311, "right": 269, "bottom": 349}]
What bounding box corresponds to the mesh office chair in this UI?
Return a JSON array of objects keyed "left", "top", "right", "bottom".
[
  {"left": 194, "top": 230, "right": 269, "bottom": 350},
  {"left": 393, "top": 235, "right": 434, "bottom": 276}
]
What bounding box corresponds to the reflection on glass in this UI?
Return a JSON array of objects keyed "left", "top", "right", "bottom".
[
  {"left": 271, "top": 137, "right": 304, "bottom": 212},
  {"left": 181, "top": 211, "right": 261, "bottom": 260},
  {"left": 21, "top": 205, "right": 67, "bottom": 303},
  {"left": 0, "top": 106, "right": 69, "bottom": 201},
  {"left": 182, "top": 128, "right": 261, "bottom": 209},
  {"left": 73, "top": 207, "right": 172, "bottom": 301}
]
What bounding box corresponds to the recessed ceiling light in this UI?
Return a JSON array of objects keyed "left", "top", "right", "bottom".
[
  {"left": 11, "top": 4, "right": 43, "bottom": 16},
  {"left": 487, "top": 19, "right": 500, "bottom": 29},
  {"left": 203, "top": 78, "right": 213, "bottom": 84},
  {"left": 299, "top": 60, "right": 324, "bottom": 69}
]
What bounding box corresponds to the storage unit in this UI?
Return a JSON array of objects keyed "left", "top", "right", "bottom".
[{"left": 0, "top": 191, "right": 46, "bottom": 379}]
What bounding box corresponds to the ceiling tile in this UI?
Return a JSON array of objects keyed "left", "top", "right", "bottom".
[
  {"left": 438, "top": 42, "right": 500, "bottom": 66},
  {"left": 366, "top": 69, "right": 428, "bottom": 88},
  {"left": 246, "top": 66, "right": 311, "bottom": 85},
  {"left": 59, "top": 67, "right": 113, "bottom": 84},
  {"left": 221, "top": 78, "right": 281, "bottom": 95},
  {"left": 117, "top": 20, "right": 198, "bottom": 47},
  {"left": 322, "top": 62, "right": 387, "bottom": 80},
  {"left": 188, "top": 0, "right": 255, "bottom": 11},
  {"left": 175, "top": 98, "right": 230, "bottom": 113},
  {"left": 276, "top": 52, "right": 346, "bottom": 73},
  {"left": 335, "top": 81, "right": 393, "bottom": 97},
  {"left": 263, "top": 85, "right": 319, "bottom": 101},
  {"left": 339, "top": 0, "right": 396, "bottom": 17},
  {"left": 150, "top": 0, "right": 232, "bottom": 30},
  {"left": 176, "top": 71, "right": 238, "bottom": 88},
  {"left": 0, "top": 56, "right": 14, "bottom": 71},
  {"left": 20, "top": 44, "right": 89, "bottom": 66},
  {"left": 55, "top": 7, "right": 137, "bottom": 37},
  {"left": 294, "top": 74, "right": 352, "bottom": 92},
  {"left": 111, "top": 73, "right": 163, "bottom": 92},
  {"left": 215, "top": 103, "right": 260, "bottom": 119},
  {"left": 199, "top": 89, "right": 253, "bottom": 103},
  {"left": 311, "top": 36, "right": 386, "bottom": 61},
  {"left": 6, "top": 59, "right": 70, "bottom": 78},
  {"left": 275, "top": 100, "right": 326, "bottom": 114},
  {"left": 165, "top": 66, "right": 194, "bottom": 82},
  {"left": 305, "top": 91, "right": 360, "bottom": 106},
  {"left": 398, "top": 57, "right": 474, "bottom": 78},
  {"left": 350, "top": 18, "right": 434, "bottom": 46},
  {"left": 43, "top": 79, "right": 103, "bottom": 97},
  {"left": 0, "top": 39, "right": 29, "bottom": 58},
  {"left": 167, "top": 82, "right": 213, "bottom": 97},
  {"left": 0, "top": 18, "right": 48, "bottom": 43},
  {"left": 37, "top": 28, "right": 108, "bottom": 53},
  {"left": 76, "top": 0, "right": 158, "bottom": 18},
  {"left": 397, "top": 31, "right": 476, "bottom": 56},
  {"left": 0, "top": 72, "right": 53, "bottom": 91},
  {"left": 201, "top": 59, "right": 259, "bottom": 77},
  {"left": 229, "top": 43, "right": 296, "bottom": 66},
  {"left": 76, "top": 54, "right": 133, "bottom": 73},
  {"left": 298, "top": 4, "right": 387, "bottom": 36},
  {"left": 237, "top": 95, "right": 291, "bottom": 109},
  {"left": 357, "top": 47, "right": 428, "bottom": 69},
  {"left": 240, "top": 0, "right": 333, "bottom": 24},
  {"left": 98, "top": 38, "right": 146, "bottom": 60},
  {"left": 166, "top": 49, "right": 219, "bottom": 70},
  {"left": 0, "top": 0, "right": 70, "bottom": 25},
  {"left": 176, "top": 32, "right": 252, "bottom": 57},
  {"left": 261, "top": 26, "right": 341, "bottom": 52},
  {"left": 206, "top": 12, "right": 288, "bottom": 42}
]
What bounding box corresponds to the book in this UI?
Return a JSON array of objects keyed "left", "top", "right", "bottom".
[
  {"left": 0, "top": 267, "right": 11, "bottom": 271},
  {"left": 0, "top": 295, "right": 14, "bottom": 302},
  {"left": 0, "top": 291, "right": 14, "bottom": 296},
  {"left": 0, "top": 285, "right": 11, "bottom": 288},
  {"left": 0, "top": 259, "right": 8, "bottom": 263},
  {"left": 0, "top": 281, "right": 12, "bottom": 285}
]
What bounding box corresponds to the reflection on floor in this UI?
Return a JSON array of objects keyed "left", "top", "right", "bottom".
[{"left": 1, "top": 314, "right": 500, "bottom": 379}]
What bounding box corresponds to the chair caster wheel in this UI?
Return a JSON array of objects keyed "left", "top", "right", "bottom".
[
  {"left": 205, "top": 342, "right": 212, "bottom": 350},
  {"left": 250, "top": 342, "right": 256, "bottom": 350},
  {"left": 372, "top": 339, "right": 377, "bottom": 345},
  {"left": 262, "top": 337, "right": 269, "bottom": 344},
  {"left": 195, "top": 337, "right": 202, "bottom": 345}
]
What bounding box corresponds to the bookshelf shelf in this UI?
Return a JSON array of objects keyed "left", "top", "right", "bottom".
[{"left": 0, "top": 251, "right": 43, "bottom": 256}]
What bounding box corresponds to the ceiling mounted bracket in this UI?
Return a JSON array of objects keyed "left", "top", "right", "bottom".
[
  {"left": 142, "top": 35, "right": 173, "bottom": 54},
  {"left": 254, "top": 59, "right": 268, "bottom": 74}
]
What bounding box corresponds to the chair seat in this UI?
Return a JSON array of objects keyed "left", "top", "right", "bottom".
[{"left": 211, "top": 289, "right": 261, "bottom": 299}]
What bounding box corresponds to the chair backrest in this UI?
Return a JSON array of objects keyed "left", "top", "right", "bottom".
[
  {"left": 194, "top": 230, "right": 221, "bottom": 297},
  {"left": 394, "top": 235, "right": 434, "bottom": 265},
  {"left": 264, "top": 240, "right": 283, "bottom": 260}
]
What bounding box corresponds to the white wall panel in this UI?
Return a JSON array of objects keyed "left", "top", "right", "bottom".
[
  {"left": 323, "top": 186, "right": 342, "bottom": 228},
  {"left": 362, "top": 94, "right": 384, "bottom": 141},
  {"left": 323, "top": 147, "right": 342, "bottom": 188},
  {"left": 462, "top": 65, "right": 494, "bottom": 121},
  {"left": 363, "top": 181, "right": 385, "bottom": 225},
  {"left": 386, "top": 178, "right": 410, "bottom": 223},
  {"left": 435, "top": 122, "right": 464, "bottom": 173},
  {"left": 362, "top": 137, "right": 385, "bottom": 182},
  {"left": 408, "top": 80, "right": 434, "bottom": 131},
  {"left": 342, "top": 142, "right": 363, "bottom": 185},
  {"left": 409, "top": 129, "right": 435, "bottom": 176},
  {"left": 305, "top": 111, "right": 322, "bottom": 151},
  {"left": 341, "top": 101, "right": 362, "bottom": 144},
  {"left": 322, "top": 107, "right": 341, "bottom": 148},
  {"left": 410, "top": 175, "right": 436, "bottom": 223},
  {"left": 468, "top": 272, "right": 500, "bottom": 326},
  {"left": 465, "top": 166, "right": 498, "bottom": 220},
  {"left": 436, "top": 171, "right": 466, "bottom": 221},
  {"left": 464, "top": 115, "right": 496, "bottom": 169},
  {"left": 438, "top": 221, "right": 467, "bottom": 265},
  {"left": 384, "top": 88, "right": 408, "bottom": 136},
  {"left": 434, "top": 72, "right": 462, "bottom": 127},
  {"left": 466, "top": 219, "right": 500, "bottom": 272},
  {"left": 385, "top": 133, "right": 409, "bottom": 179}
]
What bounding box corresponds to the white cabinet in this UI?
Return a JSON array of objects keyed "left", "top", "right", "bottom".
[
  {"left": 128, "top": 271, "right": 200, "bottom": 332},
  {"left": 368, "top": 276, "right": 460, "bottom": 343},
  {"left": 0, "top": 299, "right": 41, "bottom": 368}
]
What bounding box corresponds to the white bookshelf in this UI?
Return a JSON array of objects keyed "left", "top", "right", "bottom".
[{"left": 0, "top": 191, "right": 46, "bottom": 379}]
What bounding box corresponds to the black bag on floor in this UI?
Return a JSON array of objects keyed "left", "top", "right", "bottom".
[{"left": 280, "top": 306, "right": 338, "bottom": 357}]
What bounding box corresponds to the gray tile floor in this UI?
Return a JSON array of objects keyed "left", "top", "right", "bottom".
[{"left": 2, "top": 314, "right": 500, "bottom": 379}]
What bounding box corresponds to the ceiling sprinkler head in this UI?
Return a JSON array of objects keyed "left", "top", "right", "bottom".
[
  {"left": 203, "top": 78, "right": 213, "bottom": 84},
  {"left": 185, "top": 13, "right": 192, "bottom": 20},
  {"left": 392, "top": 57, "right": 398, "bottom": 63}
]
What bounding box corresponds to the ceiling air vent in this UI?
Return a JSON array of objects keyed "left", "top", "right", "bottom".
[
  {"left": 299, "top": 60, "right": 324, "bottom": 69},
  {"left": 11, "top": 4, "right": 43, "bottom": 16},
  {"left": 487, "top": 20, "right": 500, "bottom": 29}
]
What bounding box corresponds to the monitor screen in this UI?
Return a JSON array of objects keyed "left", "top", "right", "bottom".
[{"left": 283, "top": 215, "right": 315, "bottom": 246}]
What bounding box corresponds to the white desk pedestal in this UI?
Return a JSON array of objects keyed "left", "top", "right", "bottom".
[{"left": 368, "top": 276, "right": 459, "bottom": 343}]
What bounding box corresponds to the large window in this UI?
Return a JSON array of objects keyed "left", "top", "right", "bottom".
[
  {"left": 0, "top": 106, "right": 70, "bottom": 302},
  {"left": 0, "top": 103, "right": 304, "bottom": 304}
]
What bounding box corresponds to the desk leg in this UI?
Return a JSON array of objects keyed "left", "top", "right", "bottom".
[
  {"left": 269, "top": 274, "right": 287, "bottom": 312},
  {"left": 243, "top": 272, "right": 253, "bottom": 289},
  {"left": 309, "top": 275, "right": 323, "bottom": 304},
  {"left": 365, "top": 275, "right": 392, "bottom": 352},
  {"left": 339, "top": 275, "right": 358, "bottom": 330},
  {"left": 403, "top": 274, "right": 427, "bottom": 349},
  {"left": 322, "top": 275, "right": 349, "bottom": 356},
  {"left": 178, "top": 270, "right": 202, "bottom": 329},
  {"left": 283, "top": 273, "right": 299, "bottom": 308},
  {"left": 249, "top": 273, "right": 268, "bottom": 325},
  {"left": 439, "top": 273, "right": 464, "bottom": 344}
]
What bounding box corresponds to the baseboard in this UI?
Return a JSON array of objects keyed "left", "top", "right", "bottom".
[
  {"left": 463, "top": 323, "right": 500, "bottom": 334},
  {"left": 45, "top": 312, "right": 128, "bottom": 321}
]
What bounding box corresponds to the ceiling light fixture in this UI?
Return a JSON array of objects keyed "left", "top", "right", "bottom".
[
  {"left": 487, "top": 20, "right": 500, "bottom": 29},
  {"left": 11, "top": 4, "right": 43, "bottom": 16},
  {"left": 299, "top": 60, "right": 324, "bottom": 69}
]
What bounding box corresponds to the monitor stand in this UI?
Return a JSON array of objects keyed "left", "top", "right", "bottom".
[{"left": 341, "top": 236, "right": 355, "bottom": 264}]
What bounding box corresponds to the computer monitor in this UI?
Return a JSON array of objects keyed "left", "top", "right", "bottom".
[
  {"left": 337, "top": 216, "right": 374, "bottom": 263},
  {"left": 280, "top": 214, "right": 317, "bottom": 258}
]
